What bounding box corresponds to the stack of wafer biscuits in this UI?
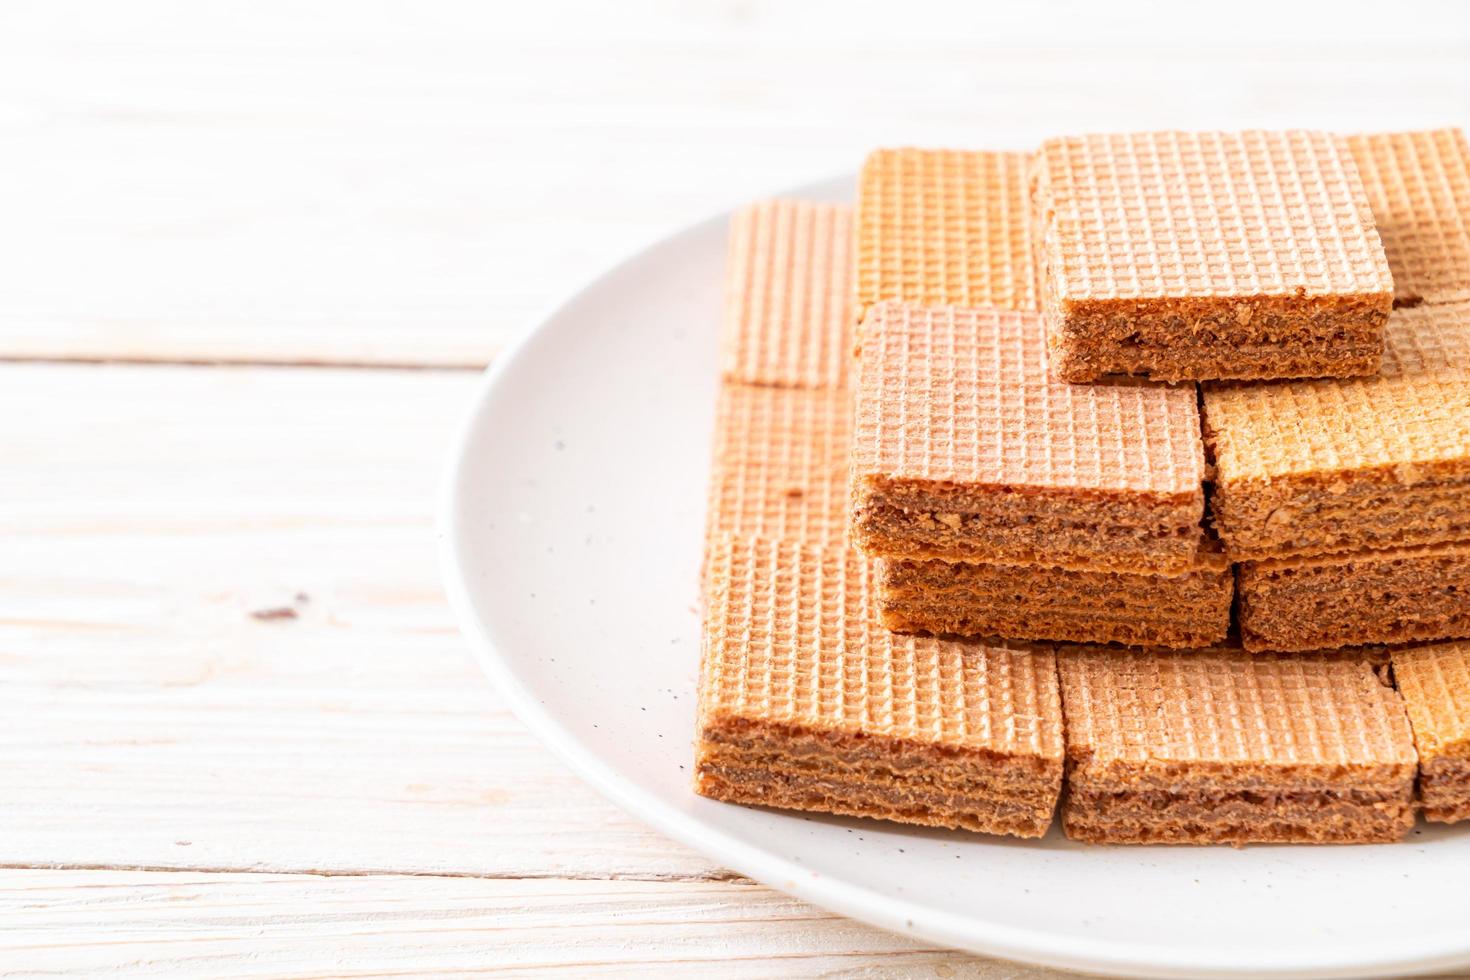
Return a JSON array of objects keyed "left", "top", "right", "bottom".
[
  {"left": 695, "top": 127, "right": 1470, "bottom": 847},
  {"left": 850, "top": 149, "right": 1232, "bottom": 649},
  {"left": 1205, "top": 131, "right": 1470, "bottom": 653},
  {"left": 850, "top": 301, "right": 1233, "bottom": 648},
  {"left": 697, "top": 199, "right": 1066, "bottom": 837}
]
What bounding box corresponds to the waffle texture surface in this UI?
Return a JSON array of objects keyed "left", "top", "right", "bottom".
[
  {"left": 855, "top": 148, "right": 1038, "bottom": 324},
  {"left": 706, "top": 384, "right": 852, "bottom": 550},
  {"left": 1059, "top": 647, "right": 1415, "bottom": 776},
  {"left": 702, "top": 537, "right": 1062, "bottom": 757},
  {"left": 1346, "top": 128, "right": 1470, "bottom": 307},
  {"left": 1393, "top": 641, "right": 1470, "bottom": 760},
  {"left": 1392, "top": 641, "right": 1470, "bottom": 823},
  {"left": 721, "top": 200, "right": 853, "bottom": 389},
  {"left": 1038, "top": 130, "right": 1393, "bottom": 304},
  {"left": 854, "top": 304, "right": 1202, "bottom": 493}
]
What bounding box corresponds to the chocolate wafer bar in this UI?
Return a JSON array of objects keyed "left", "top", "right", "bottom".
[
  {"left": 722, "top": 200, "right": 853, "bottom": 389},
  {"left": 1392, "top": 641, "right": 1470, "bottom": 823},
  {"left": 1058, "top": 647, "right": 1418, "bottom": 844},
  {"left": 1204, "top": 303, "right": 1470, "bottom": 562},
  {"left": 1237, "top": 540, "right": 1470, "bottom": 653},
  {"left": 697, "top": 536, "right": 1064, "bottom": 837},
  {"left": 877, "top": 542, "right": 1231, "bottom": 649},
  {"left": 855, "top": 148, "right": 1037, "bottom": 333},
  {"left": 851, "top": 303, "right": 1206, "bottom": 572},
  {"left": 1345, "top": 128, "right": 1470, "bottom": 308},
  {"left": 1036, "top": 130, "right": 1394, "bottom": 382}
]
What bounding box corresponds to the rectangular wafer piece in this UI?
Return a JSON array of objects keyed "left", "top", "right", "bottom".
[
  {"left": 876, "top": 542, "right": 1232, "bottom": 649},
  {"left": 1345, "top": 128, "right": 1470, "bottom": 308},
  {"left": 851, "top": 303, "right": 1206, "bottom": 572},
  {"left": 1392, "top": 641, "right": 1470, "bottom": 823},
  {"left": 697, "top": 536, "right": 1064, "bottom": 837},
  {"left": 721, "top": 200, "right": 853, "bottom": 389},
  {"left": 855, "top": 148, "right": 1038, "bottom": 331},
  {"left": 1204, "top": 303, "right": 1470, "bottom": 562},
  {"left": 1036, "top": 130, "right": 1394, "bottom": 382},
  {"left": 1057, "top": 647, "right": 1418, "bottom": 844},
  {"left": 1237, "top": 540, "right": 1470, "bottom": 653}
]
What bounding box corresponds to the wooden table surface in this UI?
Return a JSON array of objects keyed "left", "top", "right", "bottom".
[{"left": 4, "top": 2, "right": 1469, "bottom": 975}]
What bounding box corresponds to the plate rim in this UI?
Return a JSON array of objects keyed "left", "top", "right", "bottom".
[{"left": 436, "top": 180, "right": 1470, "bottom": 980}]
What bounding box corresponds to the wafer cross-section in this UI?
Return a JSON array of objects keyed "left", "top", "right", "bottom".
[
  {"left": 876, "top": 544, "right": 1231, "bottom": 650},
  {"left": 1237, "top": 540, "right": 1470, "bottom": 653}
]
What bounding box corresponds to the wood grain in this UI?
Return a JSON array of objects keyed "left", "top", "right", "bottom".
[
  {"left": 0, "top": 362, "right": 729, "bottom": 880},
  {"left": 0, "top": 1, "right": 1465, "bottom": 367},
  {"left": 1, "top": 869, "right": 1072, "bottom": 978}
]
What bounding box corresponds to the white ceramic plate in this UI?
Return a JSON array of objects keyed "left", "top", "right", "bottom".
[{"left": 438, "top": 176, "right": 1468, "bottom": 980}]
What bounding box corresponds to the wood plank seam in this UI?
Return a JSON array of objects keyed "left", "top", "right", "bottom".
[{"left": 0, "top": 862, "right": 755, "bottom": 884}]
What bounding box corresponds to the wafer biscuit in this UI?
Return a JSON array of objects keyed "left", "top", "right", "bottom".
[
  {"left": 1036, "top": 130, "right": 1394, "bottom": 382},
  {"left": 712, "top": 366, "right": 1230, "bottom": 647},
  {"left": 706, "top": 384, "right": 852, "bottom": 549},
  {"left": 851, "top": 303, "right": 1205, "bottom": 571},
  {"left": 1391, "top": 641, "right": 1470, "bottom": 823},
  {"left": 877, "top": 543, "right": 1231, "bottom": 649},
  {"left": 1237, "top": 540, "right": 1470, "bottom": 652},
  {"left": 697, "top": 536, "right": 1064, "bottom": 837},
  {"left": 1058, "top": 647, "right": 1418, "bottom": 844},
  {"left": 855, "top": 148, "right": 1037, "bottom": 334},
  {"left": 722, "top": 200, "right": 853, "bottom": 389},
  {"left": 1204, "top": 303, "right": 1470, "bottom": 562},
  {"left": 1345, "top": 128, "right": 1470, "bottom": 308}
]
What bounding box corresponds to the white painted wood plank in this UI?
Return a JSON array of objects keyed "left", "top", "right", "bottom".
[
  {"left": 0, "top": 1, "right": 1465, "bottom": 366},
  {"left": 0, "top": 360, "right": 1061, "bottom": 971},
  {"left": 7, "top": 868, "right": 1469, "bottom": 978},
  {"left": 0, "top": 362, "right": 719, "bottom": 879},
  {"left": 0, "top": 869, "right": 1078, "bottom": 978}
]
